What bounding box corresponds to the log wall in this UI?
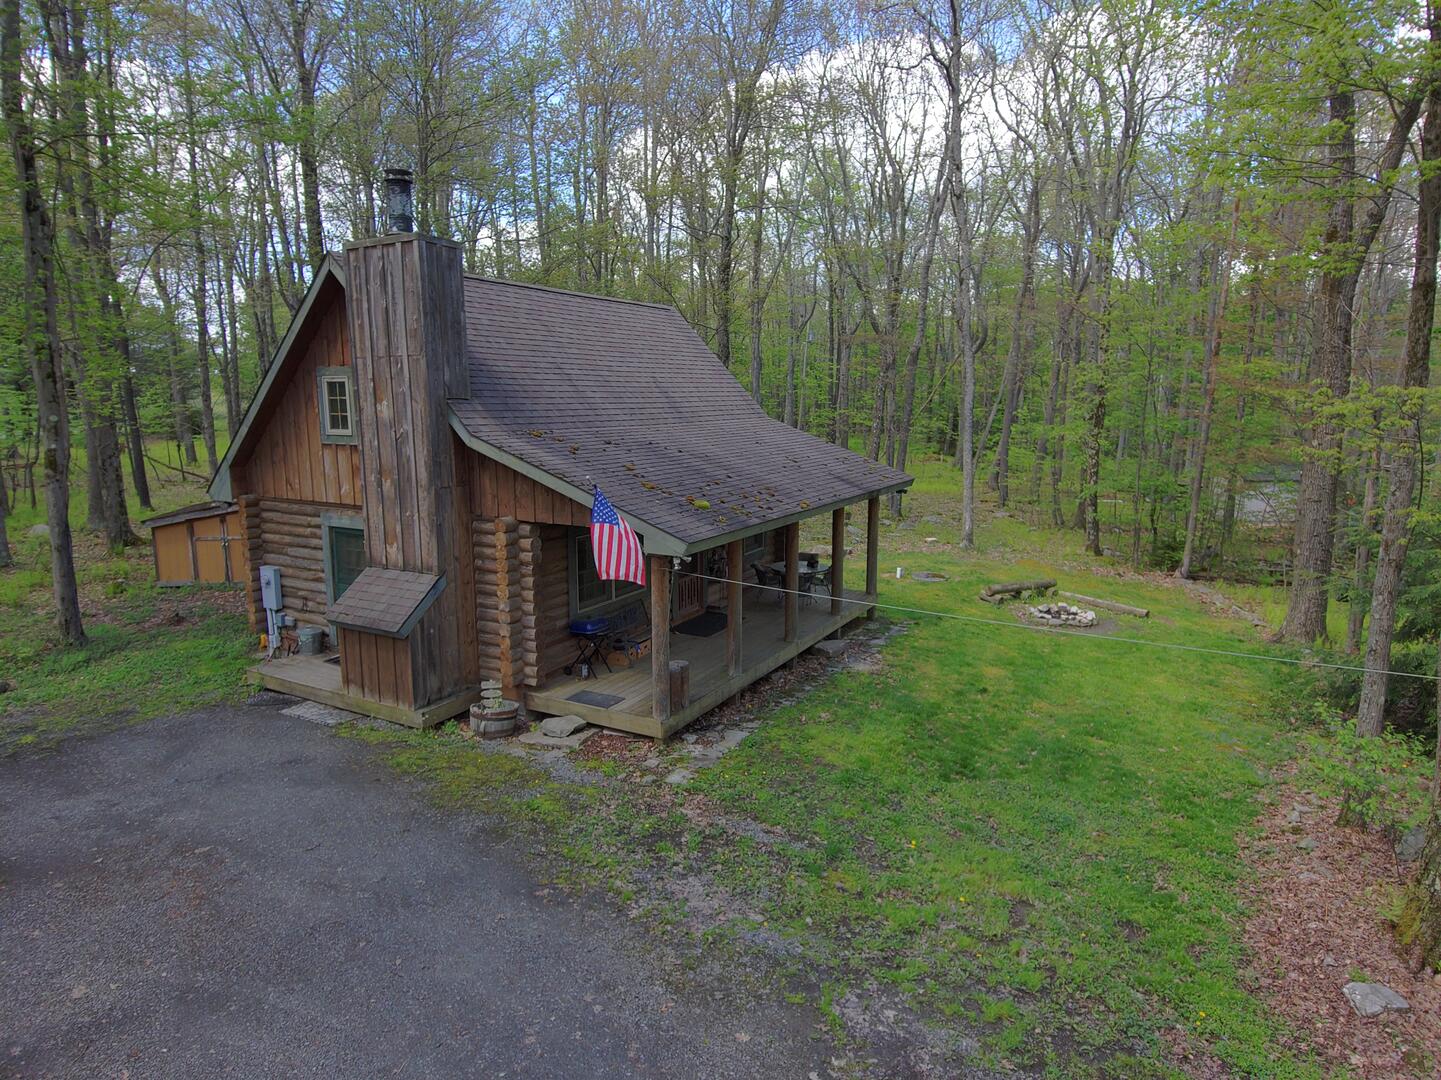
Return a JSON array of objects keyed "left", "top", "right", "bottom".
[
  {"left": 255, "top": 498, "right": 329, "bottom": 627},
  {"left": 534, "top": 524, "right": 573, "bottom": 686}
]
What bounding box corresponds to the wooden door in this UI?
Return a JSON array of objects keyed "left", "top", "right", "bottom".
[
  {"left": 673, "top": 558, "right": 706, "bottom": 622},
  {"left": 191, "top": 515, "right": 231, "bottom": 583}
]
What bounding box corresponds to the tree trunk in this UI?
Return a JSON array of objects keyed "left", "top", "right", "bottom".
[
  {"left": 1179, "top": 197, "right": 1240, "bottom": 579},
  {"left": 1355, "top": 70, "right": 1441, "bottom": 738},
  {"left": 993, "top": 177, "right": 1040, "bottom": 507},
  {"left": 2, "top": 0, "right": 85, "bottom": 643},
  {"left": 1345, "top": 446, "right": 1381, "bottom": 655},
  {"left": 1280, "top": 90, "right": 1421, "bottom": 644},
  {"left": 121, "top": 373, "right": 150, "bottom": 510},
  {"left": 0, "top": 462, "right": 11, "bottom": 568}
]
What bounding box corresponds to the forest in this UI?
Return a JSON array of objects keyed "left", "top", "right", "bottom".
[{"left": 2, "top": 0, "right": 1439, "bottom": 735}]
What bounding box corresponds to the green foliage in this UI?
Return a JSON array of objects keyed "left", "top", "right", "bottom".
[{"left": 1303, "top": 701, "right": 1432, "bottom": 837}]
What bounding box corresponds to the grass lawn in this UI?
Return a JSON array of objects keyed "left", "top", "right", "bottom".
[
  {"left": 1, "top": 440, "right": 254, "bottom": 753},
  {"left": 346, "top": 459, "right": 1332, "bottom": 1078}
]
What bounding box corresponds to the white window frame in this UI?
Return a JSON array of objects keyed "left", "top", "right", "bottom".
[{"left": 317, "top": 367, "right": 357, "bottom": 444}]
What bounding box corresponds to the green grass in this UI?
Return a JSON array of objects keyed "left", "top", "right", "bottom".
[
  {"left": 340, "top": 470, "right": 1327, "bottom": 1077},
  {"left": 1, "top": 438, "right": 252, "bottom": 753}
]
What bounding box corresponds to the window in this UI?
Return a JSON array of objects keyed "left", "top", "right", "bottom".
[
  {"left": 325, "top": 525, "right": 366, "bottom": 602},
  {"left": 570, "top": 528, "right": 643, "bottom": 617},
  {"left": 317, "top": 367, "right": 357, "bottom": 444}
]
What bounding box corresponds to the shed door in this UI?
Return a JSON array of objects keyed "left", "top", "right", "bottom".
[{"left": 191, "top": 515, "right": 230, "bottom": 582}]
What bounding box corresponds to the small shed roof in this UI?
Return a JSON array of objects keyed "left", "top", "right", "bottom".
[
  {"left": 450, "top": 277, "right": 911, "bottom": 552},
  {"left": 325, "top": 568, "right": 446, "bottom": 638},
  {"left": 141, "top": 501, "right": 237, "bottom": 529}
]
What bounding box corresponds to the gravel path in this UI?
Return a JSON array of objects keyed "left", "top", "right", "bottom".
[{"left": 0, "top": 702, "right": 840, "bottom": 1078}]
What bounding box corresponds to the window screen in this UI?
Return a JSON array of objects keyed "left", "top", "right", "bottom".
[
  {"left": 327, "top": 526, "right": 366, "bottom": 602},
  {"left": 323, "top": 376, "right": 352, "bottom": 435}
]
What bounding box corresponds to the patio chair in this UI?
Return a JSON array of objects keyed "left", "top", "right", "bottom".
[
  {"left": 750, "top": 562, "right": 782, "bottom": 604},
  {"left": 605, "top": 601, "right": 652, "bottom": 660},
  {"left": 809, "top": 564, "right": 833, "bottom": 603}
]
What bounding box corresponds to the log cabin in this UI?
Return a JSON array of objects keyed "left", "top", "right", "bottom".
[{"left": 206, "top": 170, "right": 911, "bottom": 737}]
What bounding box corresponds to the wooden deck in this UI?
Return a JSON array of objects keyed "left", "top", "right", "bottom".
[
  {"left": 525, "top": 588, "right": 874, "bottom": 738},
  {"left": 251, "top": 653, "right": 484, "bottom": 729}
]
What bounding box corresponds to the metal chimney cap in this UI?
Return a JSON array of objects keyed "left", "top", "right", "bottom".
[{"left": 383, "top": 167, "right": 414, "bottom": 234}]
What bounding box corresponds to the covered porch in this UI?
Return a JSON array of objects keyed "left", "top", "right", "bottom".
[{"left": 526, "top": 496, "right": 884, "bottom": 739}]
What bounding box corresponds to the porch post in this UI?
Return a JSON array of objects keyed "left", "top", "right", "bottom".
[
  {"left": 650, "top": 554, "right": 671, "bottom": 728},
  {"left": 830, "top": 506, "right": 846, "bottom": 616},
  {"left": 783, "top": 521, "right": 800, "bottom": 642},
  {"left": 866, "top": 496, "right": 880, "bottom": 618},
  {"left": 725, "top": 539, "right": 743, "bottom": 677}
]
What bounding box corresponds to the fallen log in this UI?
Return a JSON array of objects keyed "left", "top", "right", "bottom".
[
  {"left": 980, "top": 578, "right": 1057, "bottom": 601},
  {"left": 1057, "top": 591, "right": 1149, "bottom": 618}
]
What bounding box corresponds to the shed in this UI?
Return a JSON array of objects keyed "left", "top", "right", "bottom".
[{"left": 144, "top": 502, "right": 246, "bottom": 586}]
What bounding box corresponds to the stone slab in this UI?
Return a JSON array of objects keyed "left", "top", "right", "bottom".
[
  {"left": 1342, "top": 981, "right": 1409, "bottom": 1018},
  {"left": 281, "top": 701, "right": 358, "bottom": 727},
  {"left": 539, "top": 714, "right": 589, "bottom": 738},
  {"left": 517, "top": 726, "right": 597, "bottom": 751}
]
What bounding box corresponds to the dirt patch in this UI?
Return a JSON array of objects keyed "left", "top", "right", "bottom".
[{"left": 1238, "top": 771, "right": 1441, "bottom": 1078}]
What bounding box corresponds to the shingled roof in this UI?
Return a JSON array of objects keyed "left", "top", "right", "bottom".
[
  {"left": 449, "top": 277, "right": 911, "bottom": 552},
  {"left": 325, "top": 568, "right": 446, "bottom": 638}
]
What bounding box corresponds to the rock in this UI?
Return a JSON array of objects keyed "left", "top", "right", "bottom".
[
  {"left": 0, "top": 679, "right": 12, "bottom": 694},
  {"left": 1342, "top": 981, "right": 1409, "bottom": 1018},
  {"left": 1297, "top": 871, "right": 1323, "bottom": 884},
  {"left": 1305, "top": 860, "right": 1335, "bottom": 880},
  {"left": 1323, "top": 953, "right": 1337, "bottom": 967},
  {"left": 518, "top": 726, "right": 596, "bottom": 750},
  {"left": 923, "top": 515, "right": 944, "bottom": 525},
  {"left": 808, "top": 639, "right": 847, "bottom": 658},
  {"left": 910, "top": 571, "right": 948, "bottom": 583},
  {"left": 924, "top": 536, "right": 940, "bottom": 543},
  {"left": 540, "top": 714, "right": 588, "bottom": 738},
  {"left": 1296, "top": 837, "right": 1318, "bottom": 852},
  {"left": 26, "top": 523, "right": 48, "bottom": 538},
  {"left": 664, "top": 768, "right": 694, "bottom": 785},
  {"left": 1395, "top": 826, "right": 1427, "bottom": 863}
]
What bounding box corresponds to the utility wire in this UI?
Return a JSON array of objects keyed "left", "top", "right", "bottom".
[{"left": 675, "top": 570, "right": 1441, "bottom": 684}]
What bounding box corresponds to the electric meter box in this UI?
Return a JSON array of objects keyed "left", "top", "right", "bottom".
[{"left": 259, "top": 565, "right": 283, "bottom": 612}]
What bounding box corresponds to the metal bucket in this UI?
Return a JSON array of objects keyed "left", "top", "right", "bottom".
[{"left": 296, "top": 626, "right": 326, "bottom": 655}]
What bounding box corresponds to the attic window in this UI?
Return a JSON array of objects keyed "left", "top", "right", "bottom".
[{"left": 318, "top": 367, "right": 357, "bottom": 444}]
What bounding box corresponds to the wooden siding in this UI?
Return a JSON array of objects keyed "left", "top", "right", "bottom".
[
  {"left": 238, "top": 294, "right": 361, "bottom": 507},
  {"left": 338, "top": 626, "right": 415, "bottom": 706},
  {"left": 464, "top": 453, "right": 590, "bottom": 527},
  {"left": 255, "top": 499, "right": 329, "bottom": 627},
  {"left": 344, "top": 237, "right": 470, "bottom": 707}
]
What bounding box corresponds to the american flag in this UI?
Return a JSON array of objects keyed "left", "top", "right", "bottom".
[{"left": 590, "top": 486, "right": 645, "bottom": 585}]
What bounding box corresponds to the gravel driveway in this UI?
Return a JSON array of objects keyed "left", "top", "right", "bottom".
[{"left": 0, "top": 701, "right": 838, "bottom": 1078}]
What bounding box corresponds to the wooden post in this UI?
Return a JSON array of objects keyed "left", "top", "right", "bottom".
[
  {"left": 783, "top": 521, "right": 799, "bottom": 642},
  {"left": 725, "top": 538, "right": 743, "bottom": 676},
  {"left": 830, "top": 506, "right": 846, "bottom": 616},
  {"left": 650, "top": 554, "right": 672, "bottom": 727},
  {"left": 866, "top": 496, "right": 880, "bottom": 617}
]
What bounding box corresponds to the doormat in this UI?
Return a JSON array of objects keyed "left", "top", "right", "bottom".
[
  {"left": 567, "top": 690, "right": 624, "bottom": 709},
  {"left": 674, "top": 610, "right": 727, "bottom": 637}
]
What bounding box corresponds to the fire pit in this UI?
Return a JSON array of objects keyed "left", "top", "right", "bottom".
[{"left": 1026, "top": 602, "right": 1097, "bottom": 628}]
